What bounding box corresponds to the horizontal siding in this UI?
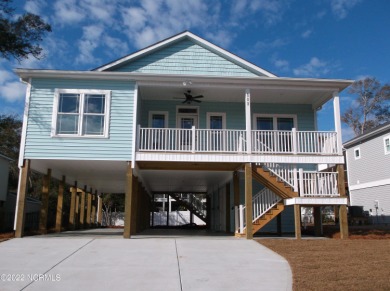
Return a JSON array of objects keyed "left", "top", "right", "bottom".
[
  {"left": 111, "top": 39, "right": 260, "bottom": 77},
  {"left": 350, "top": 185, "right": 390, "bottom": 223},
  {"left": 258, "top": 206, "right": 295, "bottom": 234},
  {"left": 346, "top": 133, "right": 390, "bottom": 186},
  {"left": 140, "top": 100, "right": 314, "bottom": 131},
  {"left": 24, "top": 78, "right": 135, "bottom": 161}
]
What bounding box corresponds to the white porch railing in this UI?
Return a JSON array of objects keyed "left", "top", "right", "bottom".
[
  {"left": 261, "top": 163, "right": 297, "bottom": 190},
  {"left": 235, "top": 188, "right": 282, "bottom": 234},
  {"left": 138, "top": 127, "right": 339, "bottom": 155},
  {"left": 299, "top": 170, "right": 339, "bottom": 197},
  {"left": 251, "top": 129, "right": 338, "bottom": 155},
  {"left": 138, "top": 127, "right": 247, "bottom": 153}
]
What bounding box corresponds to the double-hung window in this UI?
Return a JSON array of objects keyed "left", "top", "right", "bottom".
[{"left": 53, "top": 89, "right": 110, "bottom": 137}]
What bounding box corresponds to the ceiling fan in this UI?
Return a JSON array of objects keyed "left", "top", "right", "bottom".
[{"left": 174, "top": 90, "right": 204, "bottom": 104}]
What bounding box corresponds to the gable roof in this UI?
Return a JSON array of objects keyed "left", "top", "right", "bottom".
[
  {"left": 344, "top": 121, "right": 390, "bottom": 148},
  {"left": 93, "top": 31, "right": 277, "bottom": 77}
]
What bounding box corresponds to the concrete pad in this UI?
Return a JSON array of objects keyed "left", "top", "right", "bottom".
[
  {"left": 176, "top": 239, "right": 292, "bottom": 291},
  {"left": 0, "top": 230, "right": 292, "bottom": 291}
]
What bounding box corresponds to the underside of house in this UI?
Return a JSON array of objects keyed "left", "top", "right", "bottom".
[{"left": 13, "top": 31, "right": 351, "bottom": 239}]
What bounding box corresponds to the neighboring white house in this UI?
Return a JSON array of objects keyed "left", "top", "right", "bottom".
[{"left": 344, "top": 122, "right": 390, "bottom": 224}]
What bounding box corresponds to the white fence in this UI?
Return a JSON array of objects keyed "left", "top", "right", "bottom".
[{"left": 138, "top": 127, "right": 338, "bottom": 155}]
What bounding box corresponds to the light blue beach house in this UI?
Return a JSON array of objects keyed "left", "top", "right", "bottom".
[{"left": 14, "top": 31, "right": 352, "bottom": 238}]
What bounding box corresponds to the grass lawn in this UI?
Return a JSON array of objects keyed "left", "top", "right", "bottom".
[{"left": 258, "top": 228, "right": 390, "bottom": 291}]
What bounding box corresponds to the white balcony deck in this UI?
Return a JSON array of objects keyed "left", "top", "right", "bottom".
[{"left": 136, "top": 127, "right": 343, "bottom": 164}]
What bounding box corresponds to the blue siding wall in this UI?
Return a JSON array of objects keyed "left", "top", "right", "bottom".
[
  {"left": 24, "top": 78, "right": 135, "bottom": 160},
  {"left": 110, "top": 39, "right": 260, "bottom": 77},
  {"left": 140, "top": 100, "right": 314, "bottom": 130}
]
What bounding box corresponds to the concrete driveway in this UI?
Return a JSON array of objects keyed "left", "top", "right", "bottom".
[{"left": 0, "top": 229, "right": 292, "bottom": 291}]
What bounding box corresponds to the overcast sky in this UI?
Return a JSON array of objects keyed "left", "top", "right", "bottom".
[{"left": 1, "top": 0, "right": 389, "bottom": 141}]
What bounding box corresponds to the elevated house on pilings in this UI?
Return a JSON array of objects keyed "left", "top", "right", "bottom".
[{"left": 14, "top": 31, "right": 352, "bottom": 239}]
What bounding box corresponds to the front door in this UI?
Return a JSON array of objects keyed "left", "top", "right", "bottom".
[{"left": 177, "top": 114, "right": 198, "bottom": 150}]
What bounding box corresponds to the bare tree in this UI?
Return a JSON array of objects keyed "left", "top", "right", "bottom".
[{"left": 342, "top": 77, "right": 390, "bottom": 136}]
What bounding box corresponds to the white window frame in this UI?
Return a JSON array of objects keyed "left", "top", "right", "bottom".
[
  {"left": 384, "top": 136, "right": 390, "bottom": 155},
  {"left": 354, "top": 147, "right": 361, "bottom": 160},
  {"left": 148, "top": 111, "right": 169, "bottom": 128},
  {"left": 206, "top": 112, "right": 226, "bottom": 129},
  {"left": 52, "top": 89, "right": 111, "bottom": 138},
  {"left": 252, "top": 114, "right": 298, "bottom": 130},
  {"left": 176, "top": 106, "right": 199, "bottom": 128}
]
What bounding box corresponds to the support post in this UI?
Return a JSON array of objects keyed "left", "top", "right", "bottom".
[
  {"left": 91, "top": 190, "right": 97, "bottom": 226},
  {"left": 191, "top": 126, "right": 196, "bottom": 153},
  {"left": 79, "top": 186, "right": 86, "bottom": 229},
  {"left": 294, "top": 204, "right": 301, "bottom": 239},
  {"left": 15, "top": 159, "right": 30, "bottom": 238},
  {"left": 333, "top": 91, "right": 343, "bottom": 155},
  {"left": 299, "top": 168, "right": 304, "bottom": 196},
  {"left": 245, "top": 89, "right": 252, "bottom": 154},
  {"left": 124, "top": 163, "right": 133, "bottom": 238},
  {"left": 69, "top": 182, "right": 77, "bottom": 230},
  {"left": 225, "top": 183, "right": 231, "bottom": 233},
  {"left": 244, "top": 163, "right": 253, "bottom": 239},
  {"left": 292, "top": 128, "right": 297, "bottom": 154},
  {"left": 86, "top": 188, "right": 92, "bottom": 228},
  {"left": 97, "top": 194, "right": 103, "bottom": 227},
  {"left": 337, "top": 164, "right": 349, "bottom": 239},
  {"left": 314, "top": 206, "right": 323, "bottom": 236},
  {"left": 75, "top": 191, "right": 80, "bottom": 229},
  {"left": 39, "top": 169, "right": 51, "bottom": 234},
  {"left": 55, "top": 176, "right": 66, "bottom": 232}
]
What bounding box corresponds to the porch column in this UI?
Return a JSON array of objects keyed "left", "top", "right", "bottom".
[
  {"left": 124, "top": 162, "right": 133, "bottom": 238},
  {"left": 313, "top": 206, "right": 323, "bottom": 236},
  {"left": 337, "top": 164, "right": 349, "bottom": 239},
  {"left": 79, "top": 186, "right": 86, "bottom": 229},
  {"left": 15, "top": 159, "right": 31, "bottom": 238},
  {"left": 245, "top": 89, "right": 252, "bottom": 154},
  {"left": 245, "top": 163, "right": 253, "bottom": 239},
  {"left": 97, "top": 194, "right": 103, "bottom": 227},
  {"left": 294, "top": 204, "right": 301, "bottom": 239},
  {"left": 69, "top": 182, "right": 77, "bottom": 230},
  {"left": 39, "top": 169, "right": 51, "bottom": 234},
  {"left": 86, "top": 188, "right": 92, "bottom": 228},
  {"left": 225, "top": 182, "right": 231, "bottom": 233},
  {"left": 55, "top": 176, "right": 66, "bottom": 232},
  {"left": 333, "top": 91, "right": 343, "bottom": 155}
]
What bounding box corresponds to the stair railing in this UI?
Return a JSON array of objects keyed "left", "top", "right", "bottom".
[
  {"left": 260, "top": 163, "right": 298, "bottom": 191},
  {"left": 235, "top": 188, "right": 282, "bottom": 234}
]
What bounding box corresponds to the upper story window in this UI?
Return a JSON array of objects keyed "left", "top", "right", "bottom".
[
  {"left": 149, "top": 111, "right": 168, "bottom": 128},
  {"left": 52, "top": 89, "right": 111, "bottom": 137},
  {"left": 253, "top": 114, "right": 297, "bottom": 130},
  {"left": 384, "top": 136, "right": 390, "bottom": 155},
  {"left": 354, "top": 147, "right": 361, "bottom": 160}
]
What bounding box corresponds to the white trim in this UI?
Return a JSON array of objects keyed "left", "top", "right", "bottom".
[
  {"left": 349, "top": 178, "right": 390, "bottom": 191},
  {"left": 94, "top": 31, "right": 277, "bottom": 77},
  {"left": 52, "top": 89, "right": 111, "bottom": 138},
  {"left": 148, "top": 111, "right": 169, "bottom": 128},
  {"left": 135, "top": 152, "right": 345, "bottom": 164},
  {"left": 18, "top": 79, "right": 31, "bottom": 167},
  {"left": 131, "top": 84, "right": 139, "bottom": 169},
  {"left": 252, "top": 114, "right": 298, "bottom": 130},
  {"left": 333, "top": 92, "right": 343, "bottom": 154},
  {"left": 284, "top": 197, "right": 348, "bottom": 205},
  {"left": 245, "top": 89, "right": 252, "bottom": 154},
  {"left": 354, "top": 147, "right": 361, "bottom": 160},
  {"left": 206, "top": 112, "right": 226, "bottom": 129},
  {"left": 384, "top": 135, "right": 390, "bottom": 155}
]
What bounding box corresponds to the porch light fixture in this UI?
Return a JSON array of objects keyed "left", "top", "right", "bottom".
[{"left": 183, "top": 80, "right": 192, "bottom": 86}]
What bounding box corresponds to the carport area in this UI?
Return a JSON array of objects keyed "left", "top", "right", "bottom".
[{"left": 0, "top": 228, "right": 292, "bottom": 290}]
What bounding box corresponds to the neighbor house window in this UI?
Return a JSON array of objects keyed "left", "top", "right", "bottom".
[
  {"left": 53, "top": 89, "right": 110, "bottom": 137},
  {"left": 384, "top": 136, "right": 390, "bottom": 155},
  {"left": 354, "top": 147, "right": 361, "bottom": 159}
]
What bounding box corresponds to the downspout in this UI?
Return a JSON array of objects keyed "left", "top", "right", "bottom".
[{"left": 14, "top": 78, "right": 31, "bottom": 230}]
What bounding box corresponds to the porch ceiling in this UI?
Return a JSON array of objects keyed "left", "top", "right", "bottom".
[{"left": 138, "top": 77, "right": 350, "bottom": 108}]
